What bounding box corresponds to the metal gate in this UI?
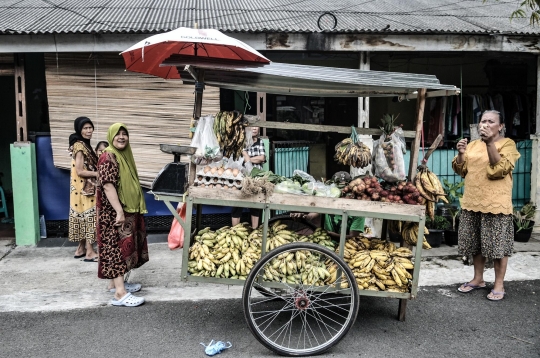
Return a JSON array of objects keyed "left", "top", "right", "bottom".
[
  {"left": 405, "top": 140, "right": 533, "bottom": 208},
  {"left": 271, "top": 140, "right": 311, "bottom": 177}
]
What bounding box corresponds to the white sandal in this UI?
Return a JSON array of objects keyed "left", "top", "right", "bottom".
[
  {"left": 110, "top": 292, "right": 145, "bottom": 307},
  {"left": 109, "top": 282, "right": 142, "bottom": 293}
]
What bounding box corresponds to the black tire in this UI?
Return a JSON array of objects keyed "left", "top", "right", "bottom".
[{"left": 242, "top": 242, "right": 359, "bottom": 356}]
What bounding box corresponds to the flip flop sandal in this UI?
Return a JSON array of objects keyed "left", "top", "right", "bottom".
[
  {"left": 83, "top": 257, "right": 99, "bottom": 262},
  {"left": 110, "top": 292, "right": 145, "bottom": 307},
  {"left": 74, "top": 253, "right": 86, "bottom": 259},
  {"left": 109, "top": 282, "right": 142, "bottom": 293},
  {"left": 487, "top": 289, "right": 506, "bottom": 301},
  {"left": 458, "top": 282, "right": 487, "bottom": 293}
]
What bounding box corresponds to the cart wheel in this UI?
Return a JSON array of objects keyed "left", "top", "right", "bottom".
[{"left": 242, "top": 242, "right": 359, "bottom": 356}]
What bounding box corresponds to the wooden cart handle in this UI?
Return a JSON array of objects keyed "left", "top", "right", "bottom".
[{"left": 421, "top": 134, "right": 443, "bottom": 164}]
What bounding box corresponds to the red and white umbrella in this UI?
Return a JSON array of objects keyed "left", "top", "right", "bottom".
[{"left": 121, "top": 27, "right": 270, "bottom": 79}]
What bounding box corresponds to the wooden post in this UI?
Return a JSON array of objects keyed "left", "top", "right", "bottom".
[
  {"left": 398, "top": 298, "right": 407, "bottom": 321},
  {"left": 380, "top": 220, "right": 388, "bottom": 241},
  {"left": 257, "top": 92, "right": 266, "bottom": 137},
  {"left": 408, "top": 88, "right": 427, "bottom": 181},
  {"left": 358, "top": 52, "right": 370, "bottom": 129},
  {"left": 536, "top": 56, "right": 540, "bottom": 134},
  {"left": 398, "top": 87, "right": 426, "bottom": 321},
  {"left": 14, "top": 54, "right": 27, "bottom": 142},
  {"left": 355, "top": 51, "right": 373, "bottom": 178}
]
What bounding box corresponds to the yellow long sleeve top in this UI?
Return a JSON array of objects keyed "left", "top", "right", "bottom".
[{"left": 452, "top": 138, "right": 520, "bottom": 215}]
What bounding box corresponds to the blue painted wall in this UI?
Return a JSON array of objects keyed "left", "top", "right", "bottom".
[{"left": 34, "top": 135, "right": 226, "bottom": 220}]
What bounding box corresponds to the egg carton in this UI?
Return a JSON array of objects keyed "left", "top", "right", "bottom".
[
  {"left": 212, "top": 176, "right": 223, "bottom": 184},
  {"left": 229, "top": 185, "right": 241, "bottom": 192},
  {"left": 220, "top": 178, "right": 242, "bottom": 187},
  {"left": 196, "top": 168, "right": 206, "bottom": 177},
  {"left": 220, "top": 177, "right": 235, "bottom": 186},
  {"left": 196, "top": 176, "right": 220, "bottom": 185}
]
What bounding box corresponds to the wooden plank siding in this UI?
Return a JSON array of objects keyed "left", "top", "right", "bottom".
[{"left": 44, "top": 53, "right": 220, "bottom": 187}]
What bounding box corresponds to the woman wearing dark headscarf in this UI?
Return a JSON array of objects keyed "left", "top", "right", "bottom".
[
  {"left": 97, "top": 123, "right": 148, "bottom": 307},
  {"left": 69, "top": 116, "right": 99, "bottom": 261}
]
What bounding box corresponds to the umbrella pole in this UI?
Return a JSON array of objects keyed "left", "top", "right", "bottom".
[
  {"left": 190, "top": 68, "right": 205, "bottom": 231},
  {"left": 193, "top": 69, "right": 205, "bottom": 118}
]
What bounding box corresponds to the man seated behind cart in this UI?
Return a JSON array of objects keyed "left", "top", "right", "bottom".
[
  {"left": 290, "top": 212, "right": 365, "bottom": 239},
  {"left": 231, "top": 127, "right": 266, "bottom": 229}
]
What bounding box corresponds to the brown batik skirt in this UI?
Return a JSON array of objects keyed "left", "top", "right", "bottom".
[{"left": 458, "top": 209, "right": 514, "bottom": 259}]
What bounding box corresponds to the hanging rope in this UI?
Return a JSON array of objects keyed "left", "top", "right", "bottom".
[{"left": 243, "top": 91, "right": 251, "bottom": 114}]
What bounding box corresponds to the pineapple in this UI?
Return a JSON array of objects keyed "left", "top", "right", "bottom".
[{"left": 379, "top": 113, "right": 400, "bottom": 140}]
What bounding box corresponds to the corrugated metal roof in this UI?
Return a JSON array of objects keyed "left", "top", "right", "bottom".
[
  {"left": 0, "top": 0, "right": 538, "bottom": 35},
  {"left": 162, "top": 55, "right": 459, "bottom": 97}
]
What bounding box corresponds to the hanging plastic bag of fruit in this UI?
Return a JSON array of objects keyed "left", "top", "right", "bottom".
[
  {"left": 372, "top": 114, "right": 407, "bottom": 182},
  {"left": 191, "top": 115, "right": 223, "bottom": 165}
]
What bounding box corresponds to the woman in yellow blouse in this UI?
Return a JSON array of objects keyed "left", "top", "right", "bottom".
[
  {"left": 69, "top": 117, "right": 100, "bottom": 261},
  {"left": 452, "top": 110, "right": 520, "bottom": 301}
]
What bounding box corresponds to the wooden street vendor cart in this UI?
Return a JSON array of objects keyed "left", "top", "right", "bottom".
[{"left": 150, "top": 56, "right": 460, "bottom": 356}]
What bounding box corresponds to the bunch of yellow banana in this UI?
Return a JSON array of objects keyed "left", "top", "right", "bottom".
[
  {"left": 187, "top": 241, "right": 218, "bottom": 277},
  {"left": 188, "top": 223, "right": 254, "bottom": 279},
  {"left": 188, "top": 227, "right": 217, "bottom": 277},
  {"left": 242, "top": 229, "right": 263, "bottom": 255},
  {"left": 401, "top": 221, "right": 432, "bottom": 250},
  {"left": 262, "top": 251, "right": 300, "bottom": 283},
  {"left": 326, "top": 266, "right": 352, "bottom": 288},
  {"left": 414, "top": 166, "right": 448, "bottom": 220},
  {"left": 334, "top": 137, "right": 372, "bottom": 169},
  {"left": 211, "top": 223, "right": 254, "bottom": 279},
  {"left": 265, "top": 231, "right": 295, "bottom": 251},
  {"left": 297, "top": 227, "right": 337, "bottom": 250},
  {"left": 262, "top": 250, "right": 330, "bottom": 286},
  {"left": 300, "top": 253, "right": 332, "bottom": 286},
  {"left": 213, "top": 110, "right": 246, "bottom": 160},
  {"left": 334, "top": 237, "right": 416, "bottom": 292}
]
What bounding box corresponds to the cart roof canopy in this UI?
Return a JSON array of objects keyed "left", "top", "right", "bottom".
[{"left": 162, "top": 55, "right": 459, "bottom": 97}]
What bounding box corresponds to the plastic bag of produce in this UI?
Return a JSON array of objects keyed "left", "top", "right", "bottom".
[
  {"left": 327, "top": 184, "right": 342, "bottom": 198},
  {"left": 301, "top": 181, "right": 324, "bottom": 195},
  {"left": 292, "top": 170, "right": 315, "bottom": 183},
  {"left": 299, "top": 181, "right": 342, "bottom": 197},
  {"left": 168, "top": 203, "right": 186, "bottom": 250},
  {"left": 373, "top": 127, "right": 406, "bottom": 182},
  {"left": 274, "top": 179, "right": 305, "bottom": 195},
  {"left": 191, "top": 115, "right": 223, "bottom": 165}
]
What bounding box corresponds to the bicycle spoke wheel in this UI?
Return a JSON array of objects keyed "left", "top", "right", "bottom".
[{"left": 242, "top": 242, "right": 359, "bottom": 356}]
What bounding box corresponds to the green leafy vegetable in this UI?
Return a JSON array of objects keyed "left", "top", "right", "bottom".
[{"left": 249, "top": 168, "right": 287, "bottom": 184}]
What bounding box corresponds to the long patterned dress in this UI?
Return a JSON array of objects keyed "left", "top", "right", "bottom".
[
  {"left": 96, "top": 152, "right": 149, "bottom": 279},
  {"left": 68, "top": 142, "right": 97, "bottom": 243}
]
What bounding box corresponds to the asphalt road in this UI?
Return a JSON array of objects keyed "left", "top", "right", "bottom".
[{"left": 1, "top": 281, "right": 538, "bottom": 358}]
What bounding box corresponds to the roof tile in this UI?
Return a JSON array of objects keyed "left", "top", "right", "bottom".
[{"left": 0, "top": 0, "right": 537, "bottom": 35}]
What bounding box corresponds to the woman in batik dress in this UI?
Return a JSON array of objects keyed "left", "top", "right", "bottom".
[{"left": 97, "top": 123, "right": 148, "bottom": 307}]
